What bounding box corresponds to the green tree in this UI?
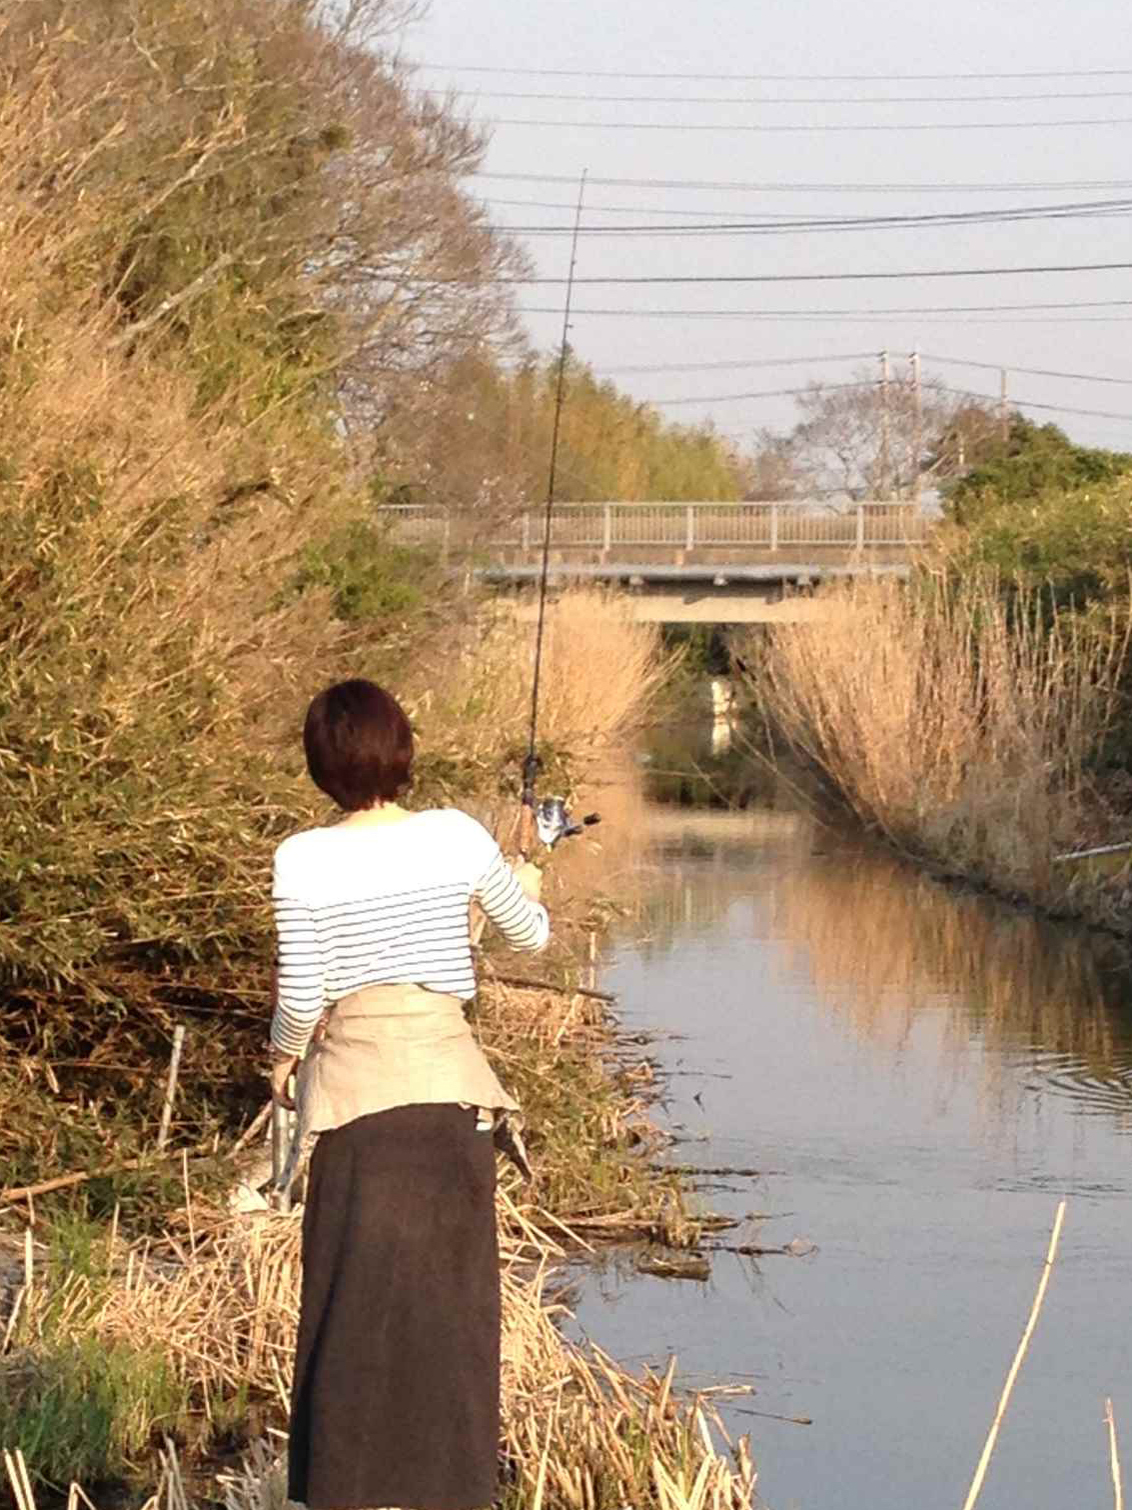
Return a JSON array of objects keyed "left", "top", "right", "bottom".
[{"left": 944, "top": 418, "right": 1132, "bottom": 527}]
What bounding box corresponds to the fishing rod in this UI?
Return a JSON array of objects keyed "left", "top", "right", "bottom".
[{"left": 520, "top": 169, "right": 600, "bottom": 859}]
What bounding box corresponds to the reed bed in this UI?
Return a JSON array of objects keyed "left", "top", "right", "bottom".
[
  {"left": 1, "top": 941, "right": 740, "bottom": 1501},
  {"left": 0, "top": 595, "right": 671, "bottom": 1219},
  {"left": 746, "top": 574, "right": 1128, "bottom": 913},
  {"left": 406, "top": 588, "right": 678, "bottom": 783},
  {"left": 1, "top": 1203, "right": 755, "bottom": 1510},
  {"left": 476, "top": 971, "right": 704, "bottom": 1245}
]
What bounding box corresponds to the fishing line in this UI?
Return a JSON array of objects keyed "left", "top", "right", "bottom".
[{"left": 523, "top": 169, "right": 587, "bottom": 807}]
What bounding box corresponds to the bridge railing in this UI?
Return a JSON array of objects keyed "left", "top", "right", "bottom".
[{"left": 376, "top": 501, "right": 929, "bottom": 551}]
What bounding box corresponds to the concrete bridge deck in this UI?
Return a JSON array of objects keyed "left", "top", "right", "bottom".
[
  {"left": 485, "top": 560, "right": 907, "bottom": 623},
  {"left": 378, "top": 501, "right": 926, "bottom": 622}
]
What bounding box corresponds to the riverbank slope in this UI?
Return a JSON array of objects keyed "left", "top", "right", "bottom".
[{"left": 1, "top": 600, "right": 756, "bottom": 1509}]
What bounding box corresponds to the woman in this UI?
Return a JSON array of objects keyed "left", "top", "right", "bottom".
[{"left": 268, "top": 678, "right": 548, "bottom": 1510}]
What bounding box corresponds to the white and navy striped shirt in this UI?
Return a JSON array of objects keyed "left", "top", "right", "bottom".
[{"left": 269, "top": 808, "right": 549, "bottom": 1056}]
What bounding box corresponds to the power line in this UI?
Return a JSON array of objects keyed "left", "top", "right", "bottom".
[
  {"left": 476, "top": 168, "right": 1132, "bottom": 195},
  {"left": 417, "top": 62, "right": 1132, "bottom": 82},
  {"left": 495, "top": 259, "right": 1132, "bottom": 286},
  {"left": 429, "top": 86, "right": 1132, "bottom": 105},
  {"left": 638, "top": 379, "right": 1132, "bottom": 425},
  {"left": 587, "top": 351, "right": 1132, "bottom": 387},
  {"left": 650, "top": 382, "right": 865, "bottom": 407},
  {"left": 923, "top": 353, "right": 1132, "bottom": 386},
  {"left": 519, "top": 300, "right": 1132, "bottom": 324},
  {"left": 492, "top": 196, "right": 1132, "bottom": 236},
  {"left": 594, "top": 352, "right": 876, "bottom": 375},
  {"left": 937, "top": 385, "right": 1132, "bottom": 424},
  {"left": 483, "top": 194, "right": 1101, "bottom": 222},
  {"left": 481, "top": 194, "right": 1132, "bottom": 224},
  {"left": 482, "top": 196, "right": 825, "bottom": 219},
  {"left": 482, "top": 113, "right": 1132, "bottom": 133}
]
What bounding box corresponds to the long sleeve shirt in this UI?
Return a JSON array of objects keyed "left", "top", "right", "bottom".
[{"left": 269, "top": 808, "right": 548, "bottom": 1058}]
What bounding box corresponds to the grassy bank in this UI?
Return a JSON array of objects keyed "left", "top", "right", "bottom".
[
  {"left": 1, "top": 590, "right": 754, "bottom": 1508},
  {"left": 1, "top": 949, "right": 754, "bottom": 1510},
  {"left": 1, "top": 589, "right": 681, "bottom": 1217},
  {"left": 743, "top": 573, "right": 1131, "bottom": 928},
  {"left": 2, "top": 1208, "right": 754, "bottom": 1510},
  {"left": 0, "top": 9, "right": 759, "bottom": 1498}
]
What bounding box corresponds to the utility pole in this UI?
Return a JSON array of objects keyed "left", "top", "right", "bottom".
[
  {"left": 910, "top": 348, "right": 922, "bottom": 506},
  {"left": 999, "top": 367, "right": 1010, "bottom": 448},
  {"left": 879, "top": 349, "right": 891, "bottom": 499}
]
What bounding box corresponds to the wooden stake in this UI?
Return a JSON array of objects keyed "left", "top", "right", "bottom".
[
  {"left": 156, "top": 1024, "right": 186, "bottom": 1151},
  {"left": 3, "top": 1449, "right": 36, "bottom": 1510},
  {"left": 1106, "top": 1398, "right": 1124, "bottom": 1510},
  {"left": 181, "top": 1147, "right": 196, "bottom": 1254},
  {"left": 1, "top": 1284, "right": 25, "bottom": 1354},
  {"left": 960, "top": 1199, "right": 1067, "bottom": 1510}
]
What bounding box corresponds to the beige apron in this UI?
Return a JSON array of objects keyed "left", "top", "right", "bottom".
[
  {"left": 297, "top": 981, "right": 518, "bottom": 1133},
  {"left": 275, "top": 984, "right": 529, "bottom": 1198}
]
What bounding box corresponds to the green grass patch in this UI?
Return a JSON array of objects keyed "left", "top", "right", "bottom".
[{"left": 0, "top": 1334, "right": 191, "bottom": 1489}]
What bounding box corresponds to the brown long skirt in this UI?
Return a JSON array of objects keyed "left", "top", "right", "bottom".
[{"left": 287, "top": 1104, "right": 500, "bottom": 1510}]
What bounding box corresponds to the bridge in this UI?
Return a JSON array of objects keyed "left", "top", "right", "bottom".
[{"left": 379, "top": 501, "right": 928, "bottom": 623}]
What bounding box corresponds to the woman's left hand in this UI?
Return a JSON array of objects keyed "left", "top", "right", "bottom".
[{"left": 270, "top": 1053, "right": 299, "bottom": 1109}]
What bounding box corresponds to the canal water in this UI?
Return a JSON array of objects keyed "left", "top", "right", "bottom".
[{"left": 570, "top": 795, "right": 1132, "bottom": 1510}]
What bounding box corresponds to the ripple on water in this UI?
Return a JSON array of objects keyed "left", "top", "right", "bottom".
[{"left": 1022, "top": 1047, "right": 1132, "bottom": 1124}]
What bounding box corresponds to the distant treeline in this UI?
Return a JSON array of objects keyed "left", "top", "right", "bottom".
[{"left": 386, "top": 350, "right": 745, "bottom": 511}]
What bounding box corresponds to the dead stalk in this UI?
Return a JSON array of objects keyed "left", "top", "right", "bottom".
[
  {"left": 157, "top": 1025, "right": 186, "bottom": 1152},
  {"left": 959, "top": 1199, "right": 1067, "bottom": 1510},
  {"left": 1106, "top": 1398, "right": 1124, "bottom": 1510}
]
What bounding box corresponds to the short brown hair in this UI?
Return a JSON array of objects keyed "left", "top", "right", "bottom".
[{"left": 302, "top": 680, "right": 414, "bottom": 810}]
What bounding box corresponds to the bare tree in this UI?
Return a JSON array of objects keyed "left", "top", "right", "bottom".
[
  {"left": 753, "top": 366, "right": 998, "bottom": 501},
  {"left": 742, "top": 429, "right": 801, "bottom": 500}
]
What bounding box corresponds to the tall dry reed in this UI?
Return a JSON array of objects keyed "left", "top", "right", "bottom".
[
  {"left": 406, "top": 589, "right": 677, "bottom": 778},
  {"left": 747, "top": 576, "right": 1127, "bottom": 904}
]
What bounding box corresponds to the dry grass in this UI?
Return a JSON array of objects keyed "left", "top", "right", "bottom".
[
  {"left": 406, "top": 589, "right": 678, "bottom": 783},
  {"left": 0, "top": 9, "right": 521, "bottom": 1000},
  {"left": 1, "top": 931, "right": 741, "bottom": 1505},
  {"left": 0, "top": 35, "right": 376, "bottom": 993},
  {"left": 746, "top": 574, "right": 1127, "bottom": 907},
  {"left": 2, "top": 1207, "right": 755, "bottom": 1510},
  {"left": 476, "top": 972, "right": 705, "bottom": 1245}
]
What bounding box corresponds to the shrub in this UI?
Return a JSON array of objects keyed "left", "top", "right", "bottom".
[{"left": 289, "top": 523, "right": 440, "bottom": 620}]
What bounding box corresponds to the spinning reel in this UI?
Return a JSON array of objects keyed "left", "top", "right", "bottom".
[{"left": 520, "top": 753, "right": 600, "bottom": 857}]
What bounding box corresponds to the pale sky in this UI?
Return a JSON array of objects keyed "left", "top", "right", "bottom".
[{"left": 397, "top": 0, "right": 1132, "bottom": 461}]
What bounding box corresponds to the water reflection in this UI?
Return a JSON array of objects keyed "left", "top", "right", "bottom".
[
  {"left": 576, "top": 795, "right": 1132, "bottom": 1510},
  {"left": 632, "top": 811, "right": 1132, "bottom": 1130}
]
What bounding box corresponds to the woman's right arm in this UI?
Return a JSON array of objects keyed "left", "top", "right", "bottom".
[{"left": 473, "top": 848, "right": 550, "bottom": 953}]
